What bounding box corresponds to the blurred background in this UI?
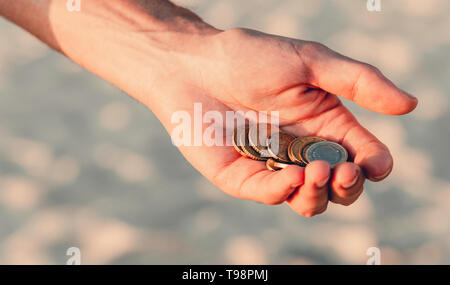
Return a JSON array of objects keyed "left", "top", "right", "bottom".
[{"left": 0, "top": 0, "right": 449, "bottom": 264}]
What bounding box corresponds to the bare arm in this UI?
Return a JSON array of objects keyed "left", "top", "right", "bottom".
[{"left": 0, "top": 0, "right": 219, "bottom": 105}]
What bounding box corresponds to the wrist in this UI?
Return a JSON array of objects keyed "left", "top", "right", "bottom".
[
  {"left": 58, "top": 0, "right": 221, "bottom": 107},
  {"left": 130, "top": 19, "right": 221, "bottom": 110},
  {"left": 87, "top": 0, "right": 221, "bottom": 107}
]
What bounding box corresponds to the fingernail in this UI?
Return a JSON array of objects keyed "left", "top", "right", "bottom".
[
  {"left": 342, "top": 175, "right": 358, "bottom": 189},
  {"left": 316, "top": 177, "right": 329, "bottom": 188},
  {"left": 372, "top": 166, "right": 392, "bottom": 181},
  {"left": 342, "top": 168, "right": 359, "bottom": 189}
]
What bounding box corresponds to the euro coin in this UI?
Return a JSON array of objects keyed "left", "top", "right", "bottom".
[
  {"left": 248, "top": 123, "right": 278, "bottom": 158},
  {"left": 238, "top": 124, "right": 266, "bottom": 161},
  {"left": 300, "top": 137, "right": 327, "bottom": 163},
  {"left": 305, "top": 141, "right": 348, "bottom": 168},
  {"left": 288, "top": 136, "right": 325, "bottom": 166},
  {"left": 267, "top": 132, "right": 296, "bottom": 163}
]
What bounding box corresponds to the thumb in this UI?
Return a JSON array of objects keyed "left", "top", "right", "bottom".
[{"left": 299, "top": 42, "right": 418, "bottom": 115}]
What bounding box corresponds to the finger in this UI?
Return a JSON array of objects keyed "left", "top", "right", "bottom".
[
  {"left": 240, "top": 163, "right": 305, "bottom": 205},
  {"left": 307, "top": 105, "right": 394, "bottom": 181},
  {"left": 342, "top": 124, "right": 393, "bottom": 181},
  {"left": 286, "top": 160, "right": 330, "bottom": 217},
  {"left": 330, "top": 162, "right": 365, "bottom": 205},
  {"left": 300, "top": 42, "right": 418, "bottom": 115},
  {"left": 214, "top": 156, "right": 305, "bottom": 205}
]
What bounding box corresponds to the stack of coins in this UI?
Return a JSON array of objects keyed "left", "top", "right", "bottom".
[{"left": 232, "top": 123, "right": 348, "bottom": 171}]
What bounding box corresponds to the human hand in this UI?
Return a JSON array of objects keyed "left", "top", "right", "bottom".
[
  {"left": 151, "top": 28, "right": 418, "bottom": 217},
  {"left": 0, "top": 1, "right": 418, "bottom": 217}
]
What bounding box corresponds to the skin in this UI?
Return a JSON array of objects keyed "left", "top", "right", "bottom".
[{"left": 0, "top": 0, "right": 418, "bottom": 217}]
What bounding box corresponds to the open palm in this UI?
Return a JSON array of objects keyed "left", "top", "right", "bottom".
[{"left": 155, "top": 28, "right": 417, "bottom": 217}]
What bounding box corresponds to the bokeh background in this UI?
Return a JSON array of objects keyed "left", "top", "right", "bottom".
[{"left": 0, "top": 0, "right": 449, "bottom": 264}]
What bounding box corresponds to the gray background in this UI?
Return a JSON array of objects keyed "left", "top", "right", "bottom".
[{"left": 0, "top": 0, "right": 449, "bottom": 264}]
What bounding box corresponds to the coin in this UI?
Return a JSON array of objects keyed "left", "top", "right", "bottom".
[
  {"left": 266, "top": 158, "right": 292, "bottom": 171},
  {"left": 266, "top": 158, "right": 280, "bottom": 171},
  {"left": 288, "top": 136, "right": 325, "bottom": 166},
  {"left": 248, "top": 123, "right": 278, "bottom": 158},
  {"left": 238, "top": 124, "right": 266, "bottom": 161},
  {"left": 266, "top": 158, "right": 278, "bottom": 171},
  {"left": 300, "top": 137, "right": 327, "bottom": 163},
  {"left": 305, "top": 141, "right": 348, "bottom": 168},
  {"left": 267, "top": 132, "right": 296, "bottom": 163},
  {"left": 232, "top": 126, "right": 248, "bottom": 157},
  {"left": 273, "top": 160, "right": 292, "bottom": 169}
]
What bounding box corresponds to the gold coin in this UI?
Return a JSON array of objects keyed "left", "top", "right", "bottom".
[
  {"left": 273, "top": 160, "right": 292, "bottom": 169},
  {"left": 287, "top": 139, "right": 305, "bottom": 166},
  {"left": 266, "top": 158, "right": 292, "bottom": 171},
  {"left": 248, "top": 123, "right": 278, "bottom": 158},
  {"left": 288, "top": 136, "right": 325, "bottom": 166},
  {"left": 266, "top": 158, "right": 281, "bottom": 171},
  {"left": 238, "top": 124, "right": 266, "bottom": 161},
  {"left": 267, "top": 132, "right": 296, "bottom": 163}
]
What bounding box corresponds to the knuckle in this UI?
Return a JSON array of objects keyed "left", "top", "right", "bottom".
[
  {"left": 220, "top": 27, "right": 252, "bottom": 41},
  {"left": 300, "top": 41, "right": 327, "bottom": 59},
  {"left": 361, "top": 63, "right": 381, "bottom": 75}
]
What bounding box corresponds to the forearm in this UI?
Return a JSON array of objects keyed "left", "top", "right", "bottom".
[{"left": 0, "top": 0, "right": 219, "bottom": 105}]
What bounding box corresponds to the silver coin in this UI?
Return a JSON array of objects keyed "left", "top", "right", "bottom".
[
  {"left": 305, "top": 141, "right": 348, "bottom": 168},
  {"left": 248, "top": 123, "right": 279, "bottom": 158}
]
